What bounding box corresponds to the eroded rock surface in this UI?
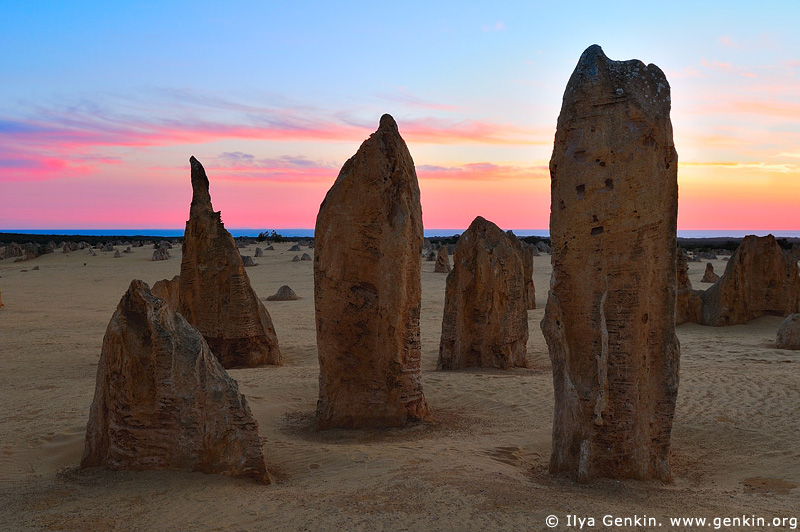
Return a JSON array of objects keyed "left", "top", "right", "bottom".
[
  {"left": 434, "top": 247, "right": 451, "bottom": 273},
  {"left": 509, "top": 232, "right": 536, "bottom": 310},
  {"left": 438, "top": 217, "right": 528, "bottom": 370},
  {"left": 314, "top": 114, "right": 429, "bottom": 429},
  {"left": 701, "top": 262, "right": 719, "bottom": 283},
  {"left": 266, "top": 285, "right": 299, "bottom": 301},
  {"left": 776, "top": 313, "right": 800, "bottom": 350},
  {"left": 179, "top": 157, "right": 282, "bottom": 368},
  {"left": 81, "top": 280, "right": 269, "bottom": 483},
  {"left": 541, "top": 45, "right": 680, "bottom": 481},
  {"left": 701, "top": 235, "right": 800, "bottom": 326},
  {"left": 676, "top": 251, "right": 702, "bottom": 325}
]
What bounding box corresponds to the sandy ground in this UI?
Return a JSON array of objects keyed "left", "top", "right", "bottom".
[{"left": 0, "top": 243, "right": 797, "bottom": 532}]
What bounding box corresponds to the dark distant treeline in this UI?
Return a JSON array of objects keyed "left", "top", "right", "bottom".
[
  {"left": 0, "top": 232, "right": 183, "bottom": 248},
  {"left": 3, "top": 231, "right": 797, "bottom": 254},
  {"left": 427, "top": 234, "right": 799, "bottom": 252}
]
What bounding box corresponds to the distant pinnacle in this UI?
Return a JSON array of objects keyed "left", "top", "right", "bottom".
[{"left": 189, "top": 156, "right": 212, "bottom": 210}]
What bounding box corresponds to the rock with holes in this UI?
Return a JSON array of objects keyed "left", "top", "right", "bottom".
[
  {"left": 438, "top": 217, "right": 528, "bottom": 370},
  {"left": 178, "top": 157, "right": 282, "bottom": 368},
  {"left": 776, "top": 313, "right": 800, "bottom": 350},
  {"left": 701, "top": 235, "right": 800, "bottom": 326},
  {"left": 434, "top": 247, "right": 451, "bottom": 273},
  {"left": 266, "top": 285, "right": 299, "bottom": 301},
  {"left": 700, "top": 262, "right": 719, "bottom": 283},
  {"left": 541, "top": 45, "right": 680, "bottom": 482},
  {"left": 314, "top": 114, "right": 429, "bottom": 429},
  {"left": 80, "top": 280, "right": 269, "bottom": 483}
]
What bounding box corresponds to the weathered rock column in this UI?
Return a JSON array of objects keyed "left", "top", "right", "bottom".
[
  {"left": 179, "top": 157, "right": 282, "bottom": 368},
  {"left": 542, "top": 45, "right": 680, "bottom": 481},
  {"left": 314, "top": 114, "right": 429, "bottom": 429},
  {"left": 438, "top": 217, "right": 529, "bottom": 370},
  {"left": 81, "top": 280, "right": 269, "bottom": 483}
]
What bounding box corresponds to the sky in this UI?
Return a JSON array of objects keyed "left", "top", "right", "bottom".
[{"left": 1, "top": 1, "right": 799, "bottom": 232}]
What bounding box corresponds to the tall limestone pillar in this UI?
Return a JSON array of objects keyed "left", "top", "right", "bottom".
[
  {"left": 542, "top": 45, "right": 680, "bottom": 481},
  {"left": 314, "top": 115, "right": 429, "bottom": 429}
]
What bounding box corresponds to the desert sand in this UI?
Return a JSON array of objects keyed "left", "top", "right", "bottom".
[{"left": 0, "top": 243, "right": 797, "bottom": 531}]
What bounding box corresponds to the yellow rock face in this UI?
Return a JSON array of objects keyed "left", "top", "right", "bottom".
[
  {"left": 314, "top": 114, "right": 428, "bottom": 429},
  {"left": 542, "top": 45, "right": 680, "bottom": 482}
]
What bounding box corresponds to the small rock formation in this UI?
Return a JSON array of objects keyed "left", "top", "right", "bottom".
[
  {"left": 291, "top": 255, "right": 301, "bottom": 262},
  {"left": 114, "top": 250, "right": 121, "bottom": 258},
  {"left": 266, "top": 285, "right": 299, "bottom": 301},
  {"left": 265, "top": 245, "right": 274, "bottom": 251},
  {"left": 434, "top": 247, "right": 451, "bottom": 273},
  {"left": 438, "top": 217, "right": 529, "bottom": 370},
  {"left": 241, "top": 255, "right": 257, "bottom": 267},
  {"left": 80, "top": 280, "right": 269, "bottom": 483},
  {"left": 178, "top": 157, "right": 282, "bottom": 368},
  {"left": 700, "top": 262, "right": 719, "bottom": 283},
  {"left": 124, "top": 246, "right": 132, "bottom": 253},
  {"left": 102, "top": 242, "right": 114, "bottom": 253},
  {"left": 776, "top": 314, "right": 800, "bottom": 350},
  {"left": 288, "top": 244, "right": 301, "bottom": 252},
  {"left": 701, "top": 235, "right": 800, "bottom": 326},
  {"left": 426, "top": 250, "right": 436, "bottom": 261},
  {"left": 541, "top": 45, "right": 680, "bottom": 482},
  {"left": 0, "top": 243, "right": 23, "bottom": 260},
  {"left": 535, "top": 241, "right": 552, "bottom": 254},
  {"left": 152, "top": 248, "right": 170, "bottom": 261},
  {"left": 254, "top": 247, "right": 263, "bottom": 257},
  {"left": 675, "top": 251, "right": 702, "bottom": 325},
  {"left": 314, "top": 114, "right": 429, "bottom": 429},
  {"left": 63, "top": 244, "right": 71, "bottom": 253},
  {"left": 300, "top": 253, "right": 312, "bottom": 261}
]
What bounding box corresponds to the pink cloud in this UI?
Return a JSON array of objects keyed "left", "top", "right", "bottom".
[{"left": 417, "top": 162, "right": 549, "bottom": 181}]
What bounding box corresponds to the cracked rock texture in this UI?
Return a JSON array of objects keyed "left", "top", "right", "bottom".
[
  {"left": 179, "top": 157, "right": 282, "bottom": 368},
  {"left": 314, "top": 114, "right": 429, "bottom": 429},
  {"left": 438, "top": 217, "right": 529, "bottom": 370},
  {"left": 541, "top": 45, "right": 680, "bottom": 481},
  {"left": 81, "top": 280, "right": 269, "bottom": 483}
]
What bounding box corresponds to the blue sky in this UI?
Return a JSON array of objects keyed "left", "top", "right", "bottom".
[{"left": 2, "top": 1, "right": 799, "bottom": 229}]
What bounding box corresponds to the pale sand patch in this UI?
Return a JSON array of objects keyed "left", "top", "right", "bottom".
[{"left": 0, "top": 244, "right": 797, "bottom": 531}]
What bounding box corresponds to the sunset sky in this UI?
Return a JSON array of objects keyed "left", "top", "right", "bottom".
[{"left": 2, "top": 2, "right": 798, "bottom": 232}]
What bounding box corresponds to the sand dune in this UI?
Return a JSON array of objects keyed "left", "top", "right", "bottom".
[{"left": 1, "top": 244, "right": 797, "bottom": 531}]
